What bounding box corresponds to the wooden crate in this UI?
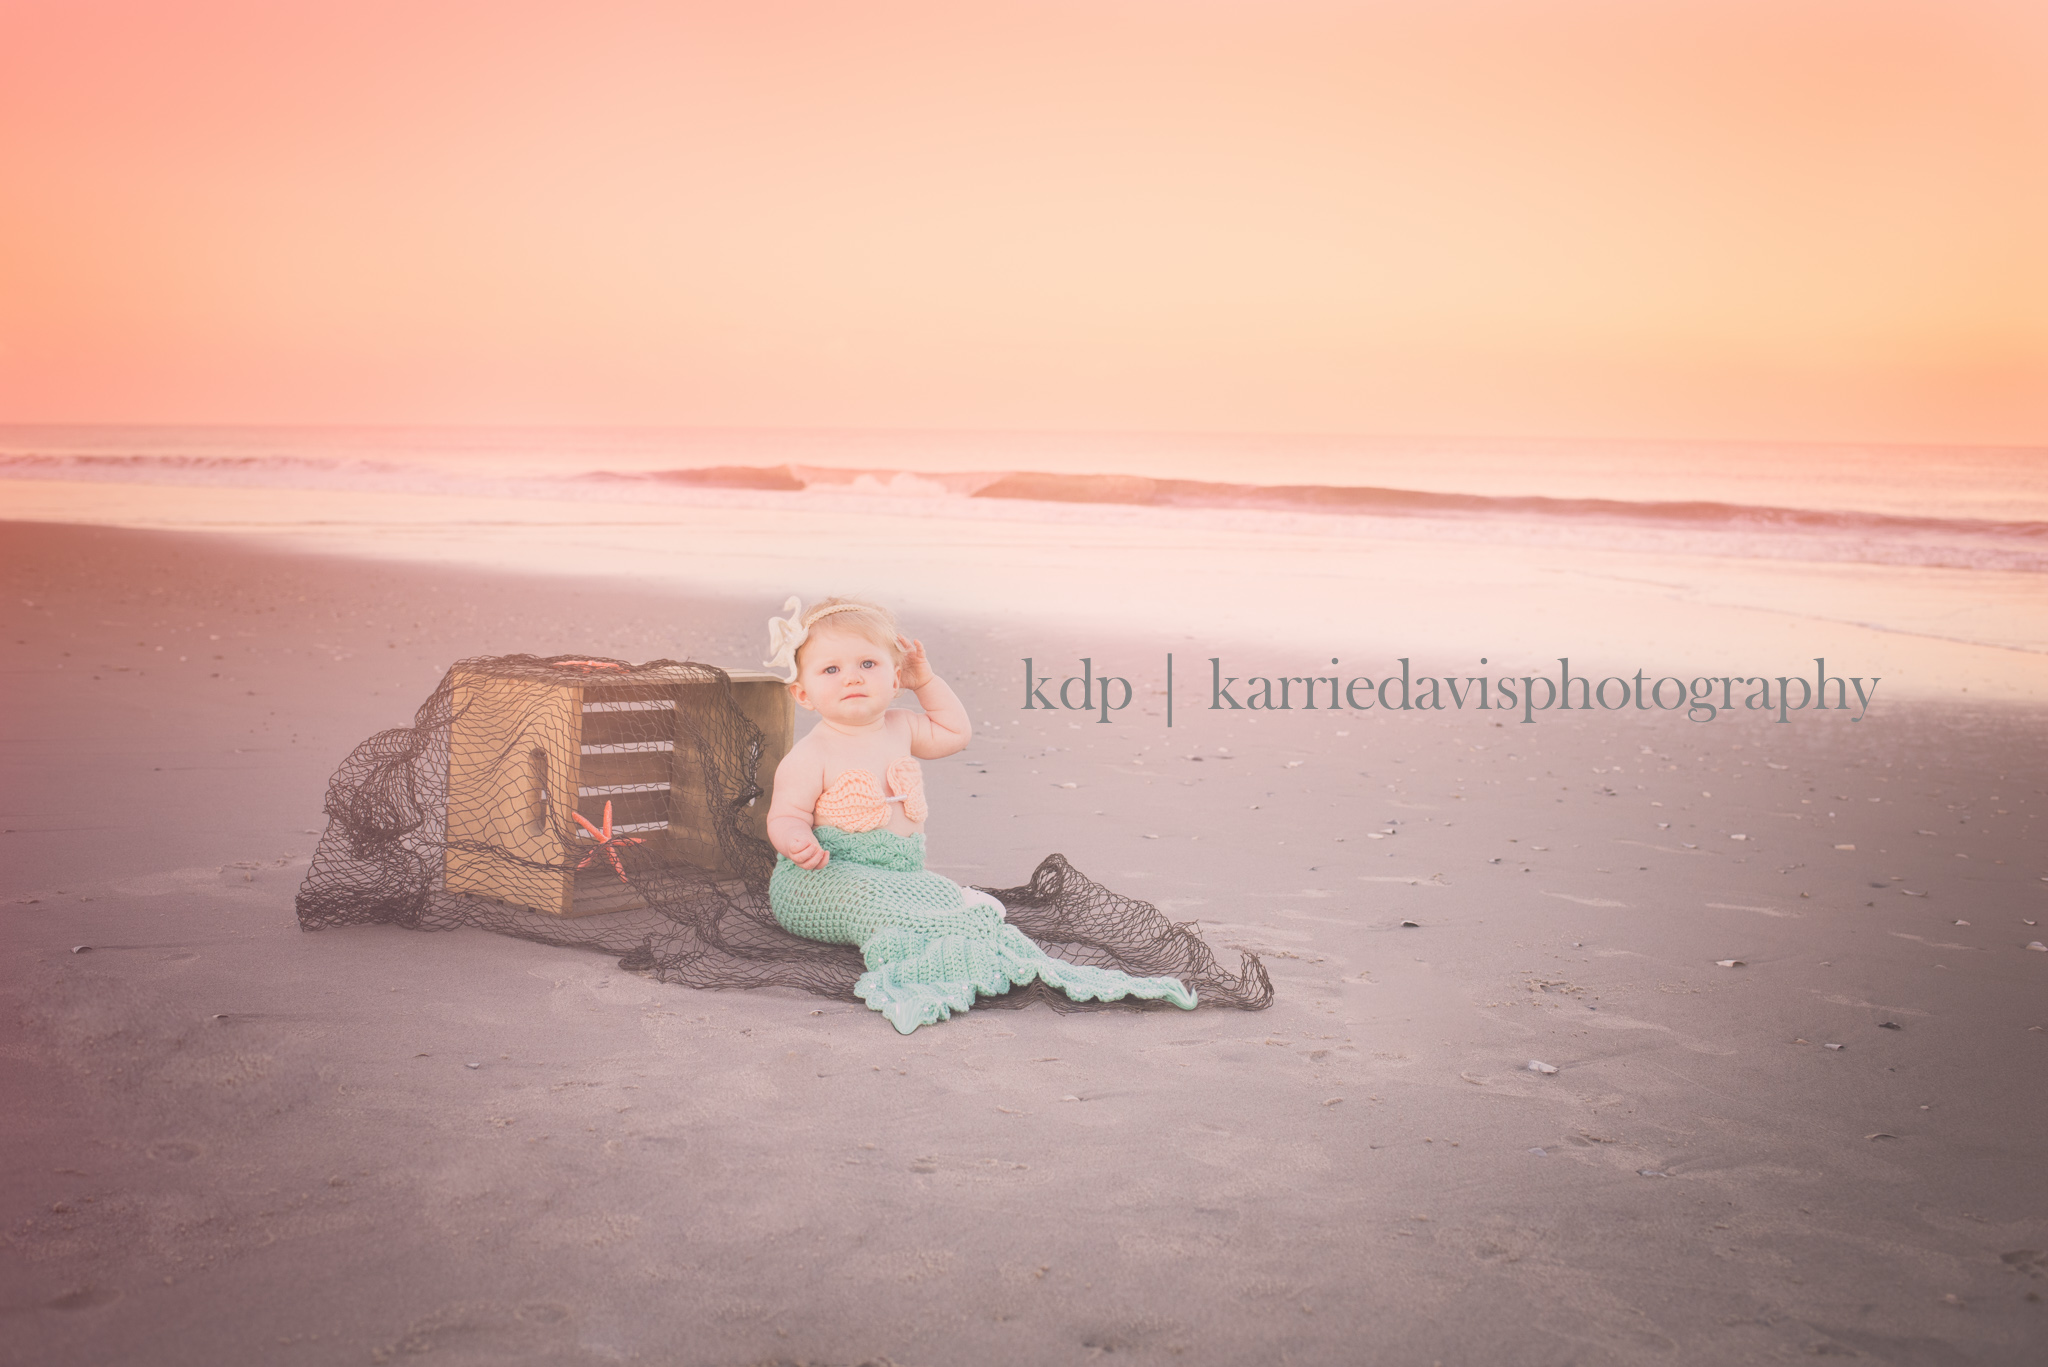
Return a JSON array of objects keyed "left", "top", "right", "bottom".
[{"left": 443, "top": 664, "right": 792, "bottom": 917}]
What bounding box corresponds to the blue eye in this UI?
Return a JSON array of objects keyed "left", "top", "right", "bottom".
[{"left": 822, "top": 664, "right": 838, "bottom": 674}]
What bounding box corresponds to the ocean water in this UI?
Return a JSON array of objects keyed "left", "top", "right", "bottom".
[{"left": 3, "top": 425, "right": 2043, "bottom": 575}]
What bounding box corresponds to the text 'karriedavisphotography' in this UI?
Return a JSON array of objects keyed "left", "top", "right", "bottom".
[{"left": 1019, "top": 657, "right": 1880, "bottom": 726}]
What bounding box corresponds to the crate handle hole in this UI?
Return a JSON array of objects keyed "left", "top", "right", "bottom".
[{"left": 528, "top": 748, "right": 549, "bottom": 835}]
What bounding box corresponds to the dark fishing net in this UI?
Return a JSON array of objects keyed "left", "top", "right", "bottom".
[{"left": 295, "top": 654, "right": 1272, "bottom": 1015}]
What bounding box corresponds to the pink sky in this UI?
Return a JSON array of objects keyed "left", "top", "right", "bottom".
[{"left": 2, "top": 0, "right": 2044, "bottom": 440}]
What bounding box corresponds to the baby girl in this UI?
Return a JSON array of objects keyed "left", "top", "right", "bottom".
[{"left": 762, "top": 596, "right": 1195, "bottom": 1033}]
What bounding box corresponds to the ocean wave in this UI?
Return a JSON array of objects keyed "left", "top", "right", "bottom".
[
  {"left": 582, "top": 464, "right": 2048, "bottom": 569},
  {"left": 5, "top": 450, "right": 2043, "bottom": 574},
  {"left": 613, "top": 464, "right": 1002, "bottom": 497},
  {"left": 968, "top": 469, "right": 2048, "bottom": 541}
]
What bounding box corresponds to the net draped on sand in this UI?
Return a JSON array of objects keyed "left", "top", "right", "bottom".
[{"left": 294, "top": 654, "right": 1274, "bottom": 1020}]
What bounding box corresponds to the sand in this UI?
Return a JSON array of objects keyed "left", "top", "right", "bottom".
[{"left": 3, "top": 517, "right": 2046, "bottom": 1366}]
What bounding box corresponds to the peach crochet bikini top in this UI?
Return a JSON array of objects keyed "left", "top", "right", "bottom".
[{"left": 813, "top": 757, "right": 928, "bottom": 832}]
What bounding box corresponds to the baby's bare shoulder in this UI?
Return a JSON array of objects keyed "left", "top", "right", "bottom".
[
  {"left": 778, "top": 728, "right": 833, "bottom": 776},
  {"left": 882, "top": 708, "right": 926, "bottom": 749}
]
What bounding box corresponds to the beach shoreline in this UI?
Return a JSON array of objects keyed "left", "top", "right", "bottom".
[{"left": 3, "top": 475, "right": 2043, "bottom": 706}]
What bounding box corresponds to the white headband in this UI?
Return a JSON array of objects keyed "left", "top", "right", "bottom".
[{"left": 762, "top": 597, "right": 867, "bottom": 682}]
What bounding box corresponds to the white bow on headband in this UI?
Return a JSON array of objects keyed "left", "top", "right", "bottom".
[
  {"left": 763, "top": 596, "right": 808, "bottom": 683},
  {"left": 764, "top": 597, "right": 867, "bottom": 682}
]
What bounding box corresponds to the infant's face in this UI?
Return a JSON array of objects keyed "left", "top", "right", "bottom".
[{"left": 791, "top": 627, "right": 901, "bottom": 727}]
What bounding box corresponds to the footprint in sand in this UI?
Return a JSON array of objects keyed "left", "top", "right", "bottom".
[
  {"left": 45, "top": 1287, "right": 121, "bottom": 1311},
  {"left": 515, "top": 1303, "right": 571, "bottom": 1324}
]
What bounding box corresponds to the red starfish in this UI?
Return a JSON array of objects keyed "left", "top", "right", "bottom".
[{"left": 572, "top": 801, "right": 644, "bottom": 883}]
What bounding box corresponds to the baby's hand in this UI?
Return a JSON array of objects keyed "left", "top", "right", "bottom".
[
  {"left": 786, "top": 833, "right": 830, "bottom": 871},
  {"left": 772, "top": 825, "right": 831, "bottom": 870},
  {"left": 897, "top": 635, "right": 934, "bottom": 691}
]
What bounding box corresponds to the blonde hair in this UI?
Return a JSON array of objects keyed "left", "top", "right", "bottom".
[{"left": 794, "top": 597, "right": 901, "bottom": 670}]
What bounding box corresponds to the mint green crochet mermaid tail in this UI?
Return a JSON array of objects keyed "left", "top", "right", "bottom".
[{"left": 770, "top": 826, "right": 1197, "bottom": 1033}]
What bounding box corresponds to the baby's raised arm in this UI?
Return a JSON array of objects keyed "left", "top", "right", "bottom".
[
  {"left": 764, "top": 747, "right": 830, "bottom": 869},
  {"left": 896, "top": 636, "right": 971, "bottom": 759}
]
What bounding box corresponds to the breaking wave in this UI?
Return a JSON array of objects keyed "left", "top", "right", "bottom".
[{"left": 4, "top": 439, "right": 2044, "bottom": 574}]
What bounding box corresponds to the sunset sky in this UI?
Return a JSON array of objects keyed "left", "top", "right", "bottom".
[{"left": 2, "top": 0, "right": 2044, "bottom": 440}]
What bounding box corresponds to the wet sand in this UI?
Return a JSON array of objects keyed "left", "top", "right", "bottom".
[
  {"left": 3, "top": 476, "right": 2043, "bottom": 701},
  {"left": 3, "top": 520, "right": 2046, "bottom": 1366}
]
